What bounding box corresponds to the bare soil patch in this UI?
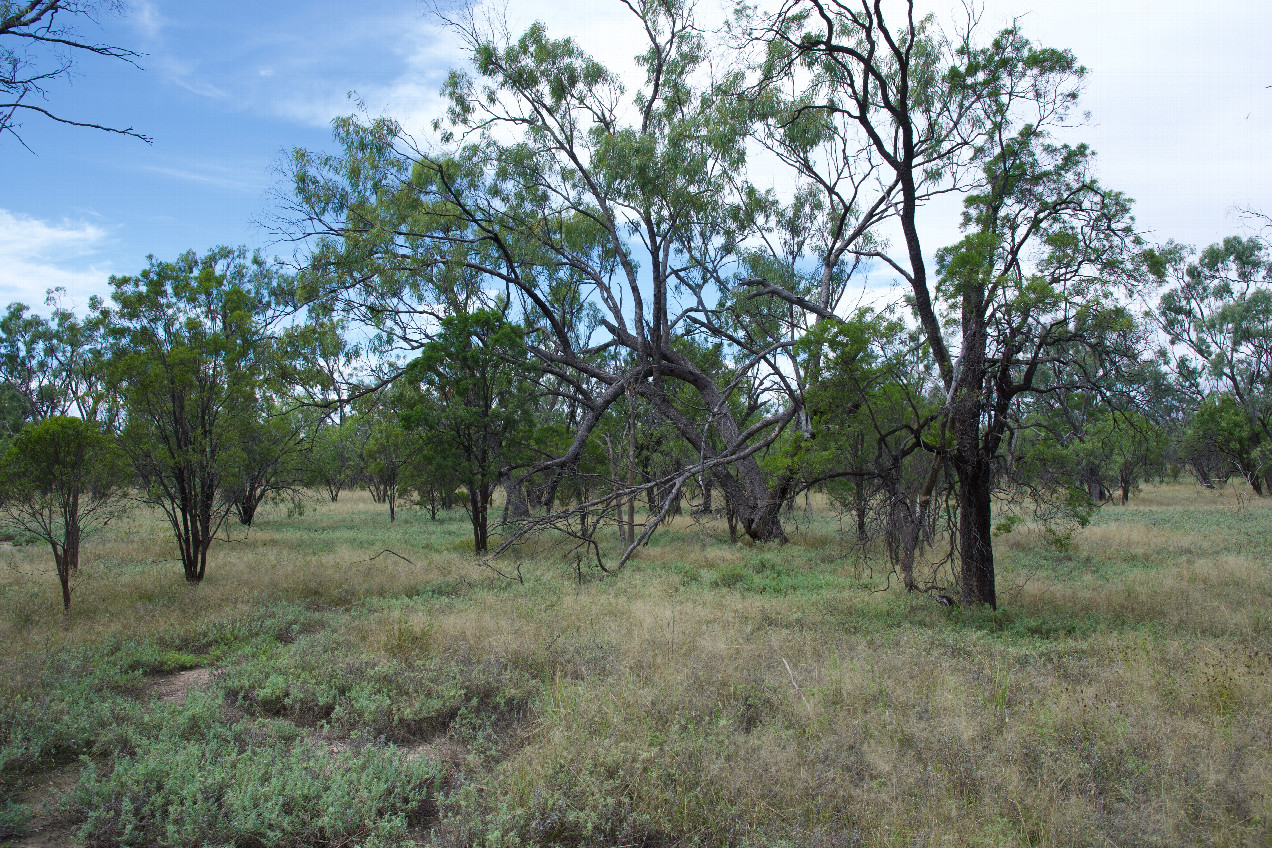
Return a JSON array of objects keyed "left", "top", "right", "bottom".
[
  {"left": 146, "top": 667, "right": 214, "bottom": 704},
  {"left": 9, "top": 765, "right": 81, "bottom": 848}
]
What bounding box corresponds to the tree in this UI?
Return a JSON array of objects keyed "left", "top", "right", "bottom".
[
  {"left": 400, "top": 309, "right": 535, "bottom": 552},
  {"left": 288, "top": 0, "right": 804, "bottom": 554},
  {"left": 1073, "top": 410, "right": 1166, "bottom": 505},
  {"left": 1184, "top": 392, "right": 1269, "bottom": 494},
  {"left": 799, "top": 310, "right": 942, "bottom": 588},
  {"left": 104, "top": 247, "right": 278, "bottom": 583},
  {"left": 746, "top": 1, "right": 1144, "bottom": 607},
  {"left": 0, "top": 291, "right": 114, "bottom": 434},
  {"left": 361, "top": 402, "right": 413, "bottom": 523},
  {"left": 1156, "top": 235, "right": 1272, "bottom": 492},
  {"left": 0, "top": 415, "right": 127, "bottom": 610},
  {"left": 307, "top": 414, "right": 363, "bottom": 503},
  {"left": 1, "top": 0, "right": 149, "bottom": 146},
  {"left": 223, "top": 398, "right": 311, "bottom": 526}
]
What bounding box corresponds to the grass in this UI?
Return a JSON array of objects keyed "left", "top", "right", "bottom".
[{"left": 0, "top": 484, "right": 1269, "bottom": 847}]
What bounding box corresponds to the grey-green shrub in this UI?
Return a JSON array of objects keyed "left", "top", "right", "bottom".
[{"left": 70, "top": 692, "right": 443, "bottom": 848}]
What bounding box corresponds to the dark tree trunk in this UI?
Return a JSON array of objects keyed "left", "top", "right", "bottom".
[
  {"left": 743, "top": 497, "right": 786, "bottom": 542},
  {"left": 469, "top": 483, "right": 489, "bottom": 553},
  {"left": 66, "top": 493, "right": 81, "bottom": 573},
  {"left": 724, "top": 491, "right": 738, "bottom": 543},
  {"left": 54, "top": 546, "right": 71, "bottom": 611},
  {"left": 236, "top": 493, "right": 260, "bottom": 526},
  {"left": 898, "top": 512, "right": 920, "bottom": 593},
  {"left": 856, "top": 483, "right": 868, "bottom": 543},
  {"left": 957, "top": 458, "right": 996, "bottom": 609},
  {"left": 176, "top": 482, "right": 215, "bottom": 584}
]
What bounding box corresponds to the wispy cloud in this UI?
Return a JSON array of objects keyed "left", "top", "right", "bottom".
[
  {"left": 0, "top": 210, "right": 114, "bottom": 308},
  {"left": 133, "top": 161, "right": 265, "bottom": 193},
  {"left": 255, "top": 10, "right": 463, "bottom": 134},
  {"left": 128, "top": 0, "right": 165, "bottom": 41}
]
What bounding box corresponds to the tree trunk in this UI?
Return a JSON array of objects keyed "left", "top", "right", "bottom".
[
  {"left": 724, "top": 491, "right": 738, "bottom": 543},
  {"left": 627, "top": 398, "right": 637, "bottom": 543},
  {"left": 66, "top": 493, "right": 81, "bottom": 572},
  {"left": 236, "top": 492, "right": 260, "bottom": 526},
  {"left": 898, "top": 510, "right": 920, "bottom": 593},
  {"left": 956, "top": 458, "right": 996, "bottom": 609},
  {"left": 500, "top": 473, "right": 530, "bottom": 520},
  {"left": 743, "top": 496, "right": 786, "bottom": 542},
  {"left": 855, "top": 481, "right": 868, "bottom": 543},
  {"left": 470, "top": 483, "right": 489, "bottom": 553},
  {"left": 54, "top": 546, "right": 71, "bottom": 611}
]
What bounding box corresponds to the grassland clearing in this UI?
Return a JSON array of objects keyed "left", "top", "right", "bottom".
[{"left": 0, "top": 485, "right": 1269, "bottom": 847}]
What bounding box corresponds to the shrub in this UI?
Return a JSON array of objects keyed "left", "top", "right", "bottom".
[{"left": 70, "top": 693, "right": 443, "bottom": 848}]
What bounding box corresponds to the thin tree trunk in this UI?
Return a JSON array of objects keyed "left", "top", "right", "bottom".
[
  {"left": 55, "top": 547, "right": 71, "bottom": 611},
  {"left": 627, "top": 394, "right": 637, "bottom": 541}
]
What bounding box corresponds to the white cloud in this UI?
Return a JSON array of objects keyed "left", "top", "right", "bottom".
[{"left": 0, "top": 211, "right": 114, "bottom": 308}]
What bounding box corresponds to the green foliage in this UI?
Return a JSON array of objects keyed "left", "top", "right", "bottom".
[
  {"left": 0, "top": 797, "right": 28, "bottom": 840},
  {"left": 70, "top": 693, "right": 443, "bottom": 848},
  {"left": 307, "top": 415, "right": 365, "bottom": 503},
  {"left": 0, "top": 415, "right": 127, "bottom": 513},
  {"left": 220, "top": 627, "right": 536, "bottom": 744},
  {"left": 401, "top": 309, "right": 536, "bottom": 551},
  {"left": 0, "top": 653, "right": 142, "bottom": 780},
  {"left": 1157, "top": 236, "right": 1272, "bottom": 489},
  {"left": 0, "top": 293, "right": 114, "bottom": 433}
]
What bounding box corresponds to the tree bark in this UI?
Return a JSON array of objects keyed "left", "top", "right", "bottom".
[
  {"left": 54, "top": 547, "right": 71, "bottom": 611},
  {"left": 956, "top": 458, "right": 996, "bottom": 608},
  {"left": 500, "top": 473, "right": 530, "bottom": 520}
]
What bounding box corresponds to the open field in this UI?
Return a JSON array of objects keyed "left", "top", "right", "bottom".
[{"left": 0, "top": 485, "right": 1269, "bottom": 847}]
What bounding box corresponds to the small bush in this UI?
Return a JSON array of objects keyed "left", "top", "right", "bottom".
[{"left": 0, "top": 797, "right": 29, "bottom": 839}]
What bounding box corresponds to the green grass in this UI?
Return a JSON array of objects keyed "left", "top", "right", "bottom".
[{"left": 0, "top": 485, "right": 1269, "bottom": 847}]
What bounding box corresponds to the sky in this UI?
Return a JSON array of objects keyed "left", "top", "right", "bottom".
[{"left": 0, "top": 0, "right": 1268, "bottom": 313}]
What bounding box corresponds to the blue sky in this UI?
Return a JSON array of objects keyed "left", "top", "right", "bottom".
[{"left": 1, "top": 0, "right": 1269, "bottom": 313}]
